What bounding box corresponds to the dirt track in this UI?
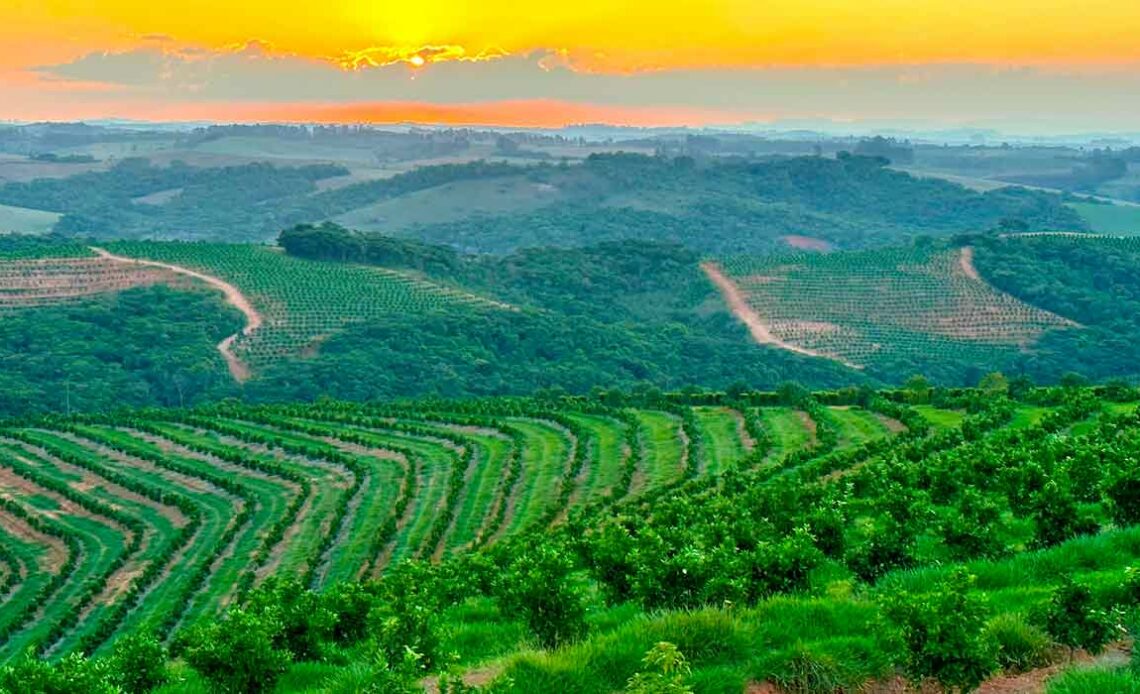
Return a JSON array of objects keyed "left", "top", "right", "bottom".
[
  {"left": 90, "top": 247, "right": 261, "bottom": 383},
  {"left": 959, "top": 246, "right": 982, "bottom": 281},
  {"left": 701, "top": 261, "right": 861, "bottom": 370}
]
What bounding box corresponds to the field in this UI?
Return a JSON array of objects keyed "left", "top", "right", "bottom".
[
  {"left": 7, "top": 386, "right": 1140, "bottom": 693},
  {"left": 0, "top": 393, "right": 877, "bottom": 660},
  {"left": 714, "top": 245, "right": 1075, "bottom": 374},
  {"left": 1068, "top": 202, "right": 1140, "bottom": 235},
  {"left": 0, "top": 203, "right": 61, "bottom": 235},
  {"left": 334, "top": 175, "right": 566, "bottom": 232},
  {"left": 100, "top": 242, "right": 510, "bottom": 368}
]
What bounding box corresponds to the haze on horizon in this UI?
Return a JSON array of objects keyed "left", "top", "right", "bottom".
[{"left": 4, "top": 0, "right": 1140, "bottom": 134}]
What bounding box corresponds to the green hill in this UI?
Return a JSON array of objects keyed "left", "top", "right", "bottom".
[{"left": 5, "top": 386, "right": 1140, "bottom": 692}]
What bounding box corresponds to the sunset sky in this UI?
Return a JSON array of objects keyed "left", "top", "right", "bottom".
[{"left": 4, "top": 0, "right": 1140, "bottom": 130}]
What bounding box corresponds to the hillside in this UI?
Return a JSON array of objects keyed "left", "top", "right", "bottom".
[
  {"left": 711, "top": 244, "right": 1076, "bottom": 383},
  {"left": 0, "top": 153, "right": 1084, "bottom": 249},
  {"left": 6, "top": 386, "right": 1140, "bottom": 692}
]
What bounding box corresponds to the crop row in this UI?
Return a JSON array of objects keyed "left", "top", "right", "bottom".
[{"left": 0, "top": 399, "right": 906, "bottom": 659}]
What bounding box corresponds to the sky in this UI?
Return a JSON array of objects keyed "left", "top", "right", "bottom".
[{"left": 3, "top": 0, "right": 1140, "bottom": 131}]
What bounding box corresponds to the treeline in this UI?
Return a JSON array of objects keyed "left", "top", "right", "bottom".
[{"left": 394, "top": 153, "right": 1085, "bottom": 254}]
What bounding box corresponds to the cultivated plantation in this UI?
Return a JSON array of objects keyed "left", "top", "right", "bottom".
[
  {"left": 102, "top": 243, "right": 510, "bottom": 367},
  {"left": 715, "top": 245, "right": 1075, "bottom": 375},
  {"left": 6, "top": 385, "right": 1140, "bottom": 691}
]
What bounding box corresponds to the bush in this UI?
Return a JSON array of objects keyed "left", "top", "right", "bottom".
[
  {"left": 1043, "top": 577, "right": 1122, "bottom": 656},
  {"left": 880, "top": 569, "right": 996, "bottom": 692},
  {"left": 495, "top": 540, "right": 588, "bottom": 649},
  {"left": 182, "top": 608, "right": 292, "bottom": 693},
  {"left": 109, "top": 632, "right": 169, "bottom": 693}
]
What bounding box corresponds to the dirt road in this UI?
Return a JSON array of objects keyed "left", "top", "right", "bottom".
[
  {"left": 90, "top": 247, "right": 262, "bottom": 383},
  {"left": 701, "top": 261, "right": 861, "bottom": 369}
]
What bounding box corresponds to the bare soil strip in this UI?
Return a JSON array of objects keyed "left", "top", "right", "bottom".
[
  {"left": 959, "top": 245, "right": 982, "bottom": 281},
  {"left": 89, "top": 247, "right": 263, "bottom": 383},
  {"left": 701, "top": 261, "right": 862, "bottom": 370}
]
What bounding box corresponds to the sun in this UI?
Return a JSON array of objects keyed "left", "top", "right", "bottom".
[{"left": 408, "top": 54, "right": 426, "bottom": 67}]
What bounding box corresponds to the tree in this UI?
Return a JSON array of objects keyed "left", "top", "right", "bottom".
[
  {"left": 108, "top": 632, "right": 168, "bottom": 694},
  {"left": 881, "top": 569, "right": 996, "bottom": 692},
  {"left": 903, "top": 375, "right": 933, "bottom": 404},
  {"left": 0, "top": 651, "right": 119, "bottom": 694},
  {"left": 496, "top": 540, "right": 588, "bottom": 649},
  {"left": 182, "top": 608, "right": 291, "bottom": 694},
  {"left": 1043, "top": 577, "right": 1119, "bottom": 656},
  {"left": 979, "top": 372, "right": 1010, "bottom": 396}
]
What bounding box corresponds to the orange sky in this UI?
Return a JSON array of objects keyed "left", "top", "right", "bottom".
[
  {"left": 6, "top": 0, "right": 1140, "bottom": 72},
  {"left": 3, "top": 1, "right": 1139, "bottom": 127}
]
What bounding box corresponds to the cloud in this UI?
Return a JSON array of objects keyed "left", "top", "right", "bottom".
[{"left": 26, "top": 43, "right": 1140, "bottom": 132}]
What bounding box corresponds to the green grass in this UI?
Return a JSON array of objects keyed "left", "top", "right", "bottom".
[
  {"left": 1069, "top": 202, "right": 1140, "bottom": 235},
  {"left": 827, "top": 407, "right": 890, "bottom": 449},
  {"left": 0, "top": 203, "right": 60, "bottom": 235},
  {"left": 913, "top": 405, "right": 966, "bottom": 429},
  {"left": 759, "top": 407, "right": 813, "bottom": 459},
  {"left": 691, "top": 407, "right": 750, "bottom": 474},
  {"left": 563, "top": 414, "right": 627, "bottom": 504},
  {"left": 629, "top": 410, "right": 686, "bottom": 491}
]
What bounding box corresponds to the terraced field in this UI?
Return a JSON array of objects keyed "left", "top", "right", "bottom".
[
  {"left": 715, "top": 246, "right": 1074, "bottom": 370},
  {"left": 0, "top": 397, "right": 908, "bottom": 659}
]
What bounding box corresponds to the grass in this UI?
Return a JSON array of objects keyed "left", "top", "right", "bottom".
[
  {"left": 691, "top": 407, "right": 750, "bottom": 474},
  {"left": 630, "top": 411, "right": 686, "bottom": 491},
  {"left": 563, "top": 414, "right": 627, "bottom": 504},
  {"left": 759, "top": 407, "right": 814, "bottom": 459},
  {"left": 1069, "top": 202, "right": 1140, "bottom": 235},
  {"left": 0, "top": 203, "right": 60, "bottom": 235}
]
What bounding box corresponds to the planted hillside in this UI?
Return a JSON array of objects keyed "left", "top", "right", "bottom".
[
  {"left": 714, "top": 242, "right": 1075, "bottom": 383},
  {"left": 5, "top": 386, "right": 1140, "bottom": 693}
]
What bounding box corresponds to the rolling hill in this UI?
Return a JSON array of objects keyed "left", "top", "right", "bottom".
[{"left": 4, "top": 386, "right": 1140, "bottom": 692}]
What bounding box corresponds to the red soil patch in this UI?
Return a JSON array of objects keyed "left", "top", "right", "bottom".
[
  {"left": 782, "top": 235, "right": 834, "bottom": 252},
  {"left": 702, "top": 262, "right": 862, "bottom": 370}
]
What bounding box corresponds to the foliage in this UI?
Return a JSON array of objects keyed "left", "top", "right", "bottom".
[
  {"left": 181, "top": 608, "right": 292, "bottom": 693},
  {"left": 880, "top": 569, "right": 996, "bottom": 692},
  {"left": 625, "top": 642, "right": 693, "bottom": 694},
  {"left": 1042, "top": 577, "right": 1120, "bottom": 655},
  {"left": 495, "top": 540, "right": 588, "bottom": 649}
]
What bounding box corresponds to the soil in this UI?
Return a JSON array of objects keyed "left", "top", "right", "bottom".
[
  {"left": 702, "top": 262, "right": 862, "bottom": 370},
  {"left": 782, "top": 235, "right": 834, "bottom": 252}
]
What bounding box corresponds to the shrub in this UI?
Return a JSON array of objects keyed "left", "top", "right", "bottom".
[
  {"left": 625, "top": 642, "right": 693, "bottom": 694},
  {"left": 1042, "top": 577, "right": 1121, "bottom": 656},
  {"left": 880, "top": 569, "right": 996, "bottom": 692},
  {"left": 182, "top": 607, "right": 292, "bottom": 694},
  {"left": 109, "top": 632, "right": 169, "bottom": 693}
]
